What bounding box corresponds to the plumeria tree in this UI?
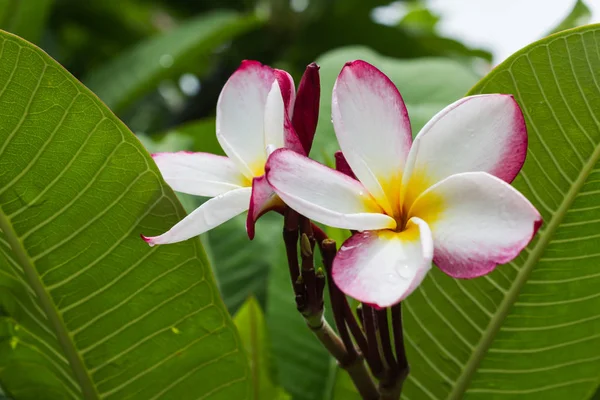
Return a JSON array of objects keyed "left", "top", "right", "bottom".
[{"left": 1, "top": 2, "right": 600, "bottom": 400}]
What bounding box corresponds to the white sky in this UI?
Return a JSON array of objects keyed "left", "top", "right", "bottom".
[{"left": 426, "top": 0, "right": 600, "bottom": 62}]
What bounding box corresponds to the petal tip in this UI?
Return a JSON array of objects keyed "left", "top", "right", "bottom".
[
  {"left": 532, "top": 217, "right": 543, "bottom": 239},
  {"left": 140, "top": 234, "right": 156, "bottom": 247},
  {"left": 246, "top": 217, "right": 256, "bottom": 240}
]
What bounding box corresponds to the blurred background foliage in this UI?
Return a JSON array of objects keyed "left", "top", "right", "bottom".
[
  {"left": 2, "top": 0, "right": 493, "bottom": 136},
  {"left": 0, "top": 0, "right": 594, "bottom": 398}
]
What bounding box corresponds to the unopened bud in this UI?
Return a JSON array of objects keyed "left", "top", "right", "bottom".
[
  {"left": 300, "top": 233, "right": 313, "bottom": 258},
  {"left": 292, "top": 62, "right": 320, "bottom": 155}
]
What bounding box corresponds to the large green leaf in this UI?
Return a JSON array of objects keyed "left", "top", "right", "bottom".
[
  {"left": 84, "top": 11, "right": 261, "bottom": 113},
  {"left": 0, "top": 31, "right": 249, "bottom": 399},
  {"left": 0, "top": 0, "right": 53, "bottom": 44},
  {"left": 400, "top": 25, "right": 600, "bottom": 399}
]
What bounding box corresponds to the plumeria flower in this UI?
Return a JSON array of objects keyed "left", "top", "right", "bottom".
[
  {"left": 142, "top": 61, "right": 319, "bottom": 245},
  {"left": 266, "top": 60, "right": 541, "bottom": 308}
]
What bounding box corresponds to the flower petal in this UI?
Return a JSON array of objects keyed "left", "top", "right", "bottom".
[
  {"left": 142, "top": 187, "right": 252, "bottom": 246},
  {"left": 265, "top": 149, "right": 396, "bottom": 231},
  {"left": 246, "top": 175, "right": 284, "bottom": 240},
  {"left": 403, "top": 94, "right": 527, "bottom": 208},
  {"left": 409, "top": 172, "right": 541, "bottom": 279},
  {"left": 332, "top": 218, "right": 433, "bottom": 308},
  {"left": 216, "top": 60, "right": 275, "bottom": 178},
  {"left": 274, "top": 69, "right": 296, "bottom": 117},
  {"left": 332, "top": 60, "right": 412, "bottom": 215},
  {"left": 292, "top": 63, "right": 320, "bottom": 154},
  {"left": 152, "top": 152, "right": 248, "bottom": 197},
  {"left": 264, "top": 80, "right": 286, "bottom": 150},
  {"left": 264, "top": 81, "right": 305, "bottom": 156}
]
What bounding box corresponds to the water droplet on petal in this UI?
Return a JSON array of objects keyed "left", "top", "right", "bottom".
[{"left": 395, "top": 263, "right": 411, "bottom": 279}]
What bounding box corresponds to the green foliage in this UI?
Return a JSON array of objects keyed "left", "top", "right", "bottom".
[
  {"left": 547, "top": 0, "right": 591, "bottom": 35},
  {"left": 84, "top": 11, "right": 262, "bottom": 113},
  {"left": 0, "top": 31, "right": 248, "bottom": 399},
  {"left": 398, "top": 24, "right": 600, "bottom": 400},
  {"left": 0, "top": 0, "right": 53, "bottom": 44},
  {"left": 234, "top": 297, "right": 290, "bottom": 400}
]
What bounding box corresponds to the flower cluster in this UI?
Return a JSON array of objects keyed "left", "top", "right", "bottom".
[{"left": 142, "top": 59, "right": 541, "bottom": 308}]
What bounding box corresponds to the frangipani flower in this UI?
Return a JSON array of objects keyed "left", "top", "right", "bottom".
[
  {"left": 266, "top": 60, "right": 541, "bottom": 308},
  {"left": 143, "top": 61, "right": 318, "bottom": 245}
]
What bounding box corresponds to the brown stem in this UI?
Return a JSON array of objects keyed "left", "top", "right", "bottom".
[
  {"left": 305, "top": 315, "right": 379, "bottom": 400},
  {"left": 377, "top": 304, "right": 409, "bottom": 400},
  {"left": 376, "top": 309, "right": 398, "bottom": 382},
  {"left": 391, "top": 304, "right": 409, "bottom": 376},
  {"left": 362, "top": 304, "right": 384, "bottom": 379},
  {"left": 283, "top": 208, "right": 300, "bottom": 289},
  {"left": 321, "top": 239, "right": 356, "bottom": 359}
]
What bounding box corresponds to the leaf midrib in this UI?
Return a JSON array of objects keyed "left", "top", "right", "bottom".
[
  {"left": 0, "top": 209, "right": 99, "bottom": 399},
  {"left": 447, "top": 115, "right": 600, "bottom": 400}
]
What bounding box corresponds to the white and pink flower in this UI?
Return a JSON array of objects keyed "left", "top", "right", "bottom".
[
  {"left": 266, "top": 60, "right": 541, "bottom": 308},
  {"left": 142, "top": 60, "right": 316, "bottom": 245}
]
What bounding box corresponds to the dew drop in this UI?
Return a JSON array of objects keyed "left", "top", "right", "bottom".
[{"left": 395, "top": 263, "right": 411, "bottom": 279}]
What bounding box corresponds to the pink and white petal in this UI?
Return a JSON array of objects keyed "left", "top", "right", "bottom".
[
  {"left": 246, "top": 175, "right": 284, "bottom": 240},
  {"left": 264, "top": 80, "right": 286, "bottom": 150},
  {"left": 334, "top": 150, "right": 356, "bottom": 179},
  {"left": 216, "top": 60, "right": 275, "bottom": 178},
  {"left": 274, "top": 69, "right": 296, "bottom": 117},
  {"left": 142, "top": 187, "right": 252, "bottom": 246},
  {"left": 266, "top": 149, "right": 396, "bottom": 231},
  {"left": 264, "top": 81, "right": 305, "bottom": 155},
  {"left": 332, "top": 60, "right": 412, "bottom": 214},
  {"left": 333, "top": 217, "right": 433, "bottom": 308},
  {"left": 409, "top": 172, "right": 541, "bottom": 279},
  {"left": 292, "top": 62, "right": 320, "bottom": 155},
  {"left": 404, "top": 94, "right": 527, "bottom": 199},
  {"left": 152, "top": 152, "right": 248, "bottom": 197}
]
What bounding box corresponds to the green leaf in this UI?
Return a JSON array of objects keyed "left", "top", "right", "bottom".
[
  {"left": 399, "top": 25, "right": 600, "bottom": 399},
  {"left": 0, "top": 0, "right": 53, "bottom": 43},
  {"left": 311, "top": 46, "right": 480, "bottom": 166},
  {"left": 234, "top": 297, "right": 290, "bottom": 400},
  {"left": 547, "top": 0, "right": 591, "bottom": 35},
  {"left": 207, "top": 214, "right": 280, "bottom": 314},
  {"left": 0, "top": 31, "right": 249, "bottom": 399},
  {"left": 329, "top": 368, "right": 361, "bottom": 400},
  {"left": 155, "top": 118, "right": 224, "bottom": 156},
  {"left": 84, "top": 11, "right": 261, "bottom": 113}
]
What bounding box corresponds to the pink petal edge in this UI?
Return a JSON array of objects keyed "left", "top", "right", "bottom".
[
  {"left": 436, "top": 214, "right": 542, "bottom": 279},
  {"left": 490, "top": 95, "right": 528, "bottom": 184},
  {"left": 274, "top": 69, "right": 295, "bottom": 117},
  {"left": 246, "top": 175, "right": 284, "bottom": 240}
]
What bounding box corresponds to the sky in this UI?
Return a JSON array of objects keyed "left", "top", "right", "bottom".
[{"left": 373, "top": 0, "right": 600, "bottom": 63}]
